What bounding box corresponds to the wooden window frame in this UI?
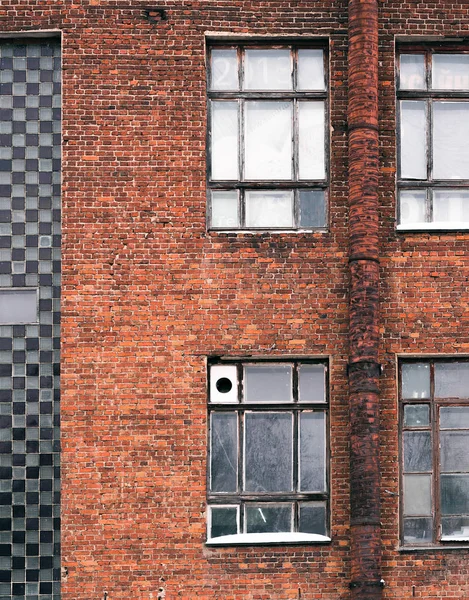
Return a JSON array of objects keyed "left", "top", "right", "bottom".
[
  {"left": 397, "top": 45, "right": 469, "bottom": 230},
  {"left": 206, "top": 41, "right": 329, "bottom": 231},
  {"left": 207, "top": 358, "right": 330, "bottom": 544},
  {"left": 399, "top": 358, "right": 469, "bottom": 547}
]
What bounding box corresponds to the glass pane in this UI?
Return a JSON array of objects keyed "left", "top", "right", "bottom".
[
  {"left": 442, "top": 516, "right": 469, "bottom": 538},
  {"left": 299, "top": 190, "right": 326, "bottom": 228},
  {"left": 400, "top": 101, "right": 427, "bottom": 179},
  {"left": 210, "top": 506, "right": 238, "bottom": 538},
  {"left": 403, "top": 474, "right": 432, "bottom": 515},
  {"left": 299, "top": 502, "right": 327, "bottom": 535},
  {"left": 433, "top": 190, "right": 469, "bottom": 224},
  {"left": 210, "top": 49, "right": 238, "bottom": 91},
  {"left": 441, "top": 475, "right": 469, "bottom": 515},
  {"left": 211, "top": 101, "right": 239, "bottom": 180},
  {"left": 245, "top": 504, "right": 292, "bottom": 533},
  {"left": 298, "top": 101, "right": 325, "bottom": 179},
  {"left": 244, "top": 101, "right": 292, "bottom": 180},
  {"left": 399, "top": 190, "right": 427, "bottom": 225},
  {"left": 299, "top": 412, "right": 326, "bottom": 492},
  {"left": 245, "top": 191, "right": 293, "bottom": 229},
  {"left": 210, "top": 413, "right": 238, "bottom": 493},
  {"left": 211, "top": 191, "right": 239, "bottom": 228},
  {"left": 244, "top": 49, "right": 292, "bottom": 91},
  {"left": 441, "top": 432, "right": 469, "bottom": 472},
  {"left": 244, "top": 365, "right": 292, "bottom": 402},
  {"left": 403, "top": 431, "right": 432, "bottom": 472},
  {"left": 299, "top": 364, "right": 326, "bottom": 402},
  {"left": 244, "top": 412, "right": 293, "bottom": 492},
  {"left": 403, "top": 517, "right": 433, "bottom": 544},
  {"left": 432, "top": 54, "right": 469, "bottom": 90},
  {"left": 433, "top": 102, "right": 469, "bottom": 179},
  {"left": 399, "top": 54, "right": 426, "bottom": 90},
  {"left": 440, "top": 407, "right": 469, "bottom": 429},
  {"left": 0, "top": 289, "right": 37, "bottom": 324},
  {"left": 298, "top": 49, "right": 325, "bottom": 91},
  {"left": 402, "top": 363, "right": 430, "bottom": 399},
  {"left": 435, "top": 362, "right": 469, "bottom": 398},
  {"left": 403, "top": 404, "right": 430, "bottom": 427}
]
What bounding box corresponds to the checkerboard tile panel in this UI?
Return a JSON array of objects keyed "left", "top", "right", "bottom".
[{"left": 0, "top": 39, "right": 61, "bottom": 600}]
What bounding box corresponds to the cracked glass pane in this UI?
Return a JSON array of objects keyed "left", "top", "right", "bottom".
[
  {"left": 403, "top": 431, "right": 432, "bottom": 472},
  {"left": 245, "top": 504, "right": 292, "bottom": 533},
  {"left": 244, "top": 412, "right": 293, "bottom": 492},
  {"left": 210, "top": 413, "right": 237, "bottom": 493}
]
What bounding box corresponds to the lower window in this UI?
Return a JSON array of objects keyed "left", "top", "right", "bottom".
[
  {"left": 400, "top": 359, "right": 469, "bottom": 546},
  {"left": 207, "top": 359, "right": 330, "bottom": 544}
]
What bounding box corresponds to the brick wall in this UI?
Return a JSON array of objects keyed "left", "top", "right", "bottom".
[{"left": 2, "top": 1, "right": 469, "bottom": 599}]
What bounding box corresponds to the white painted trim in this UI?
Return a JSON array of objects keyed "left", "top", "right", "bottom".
[{"left": 206, "top": 532, "right": 331, "bottom": 545}]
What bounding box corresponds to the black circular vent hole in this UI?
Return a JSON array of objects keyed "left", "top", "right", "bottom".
[{"left": 216, "top": 377, "right": 233, "bottom": 394}]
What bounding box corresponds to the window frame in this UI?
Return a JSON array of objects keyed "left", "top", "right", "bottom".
[
  {"left": 207, "top": 358, "right": 330, "bottom": 545},
  {"left": 399, "top": 358, "right": 469, "bottom": 547},
  {"left": 396, "top": 44, "right": 469, "bottom": 231},
  {"left": 206, "top": 40, "right": 329, "bottom": 232}
]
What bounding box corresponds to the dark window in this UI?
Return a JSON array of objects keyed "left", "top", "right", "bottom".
[
  {"left": 397, "top": 47, "right": 469, "bottom": 229},
  {"left": 400, "top": 359, "right": 469, "bottom": 546},
  {"left": 207, "top": 359, "right": 329, "bottom": 544},
  {"left": 207, "top": 43, "right": 328, "bottom": 231}
]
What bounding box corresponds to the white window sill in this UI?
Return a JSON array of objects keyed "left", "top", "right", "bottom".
[
  {"left": 441, "top": 535, "right": 469, "bottom": 542},
  {"left": 206, "top": 532, "right": 331, "bottom": 546},
  {"left": 397, "top": 222, "right": 469, "bottom": 231},
  {"left": 209, "top": 228, "right": 328, "bottom": 234}
]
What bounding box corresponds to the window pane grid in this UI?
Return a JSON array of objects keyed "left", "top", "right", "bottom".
[
  {"left": 209, "top": 189, "right": 327, "bottom": 230},
  {"left": 208, "top": 360, "right": 328, "bottom": 540},
  {"left": 397, "top": 47, "right": 469, "bottom": 229},
  {"left": 400, "top": 359, "right": 469, "bottom": 545},
  {"left": 208, "top": 43, "right": 328, "bottom": 231}
]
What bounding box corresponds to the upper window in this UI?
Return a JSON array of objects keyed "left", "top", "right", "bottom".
[
  {"left": 397, "top": 47, "right": 469, "bottom": 230},
  {"left": 207, "top": 359, "right": 330, "bottom": 545},
  {"left": 207, "top": 43, "right": 328, "bottom": 231},
  {"left": 400, "top": 359, "right": 469, "bottom": 546}
]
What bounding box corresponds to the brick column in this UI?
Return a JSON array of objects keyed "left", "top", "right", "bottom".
[{"left": 347, "top": 1, "right": 383, "bottom": 598}]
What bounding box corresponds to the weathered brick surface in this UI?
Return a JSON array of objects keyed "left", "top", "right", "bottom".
[{"left": 3, "top": 0, "right": 469, "bottom": 598}]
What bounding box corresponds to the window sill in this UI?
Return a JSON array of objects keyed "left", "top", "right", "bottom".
[
  {"left": 206, "top": 532, "right": 331, "bottom": 546},
  {"left": 397, "top": 223, "right": 469, "bottom": 231},
  {"left": 208, "top": 228, "right": 329, "bottom": 234},
  {"left": 399, "top": 543, "right": 469, "bottom": 552}
]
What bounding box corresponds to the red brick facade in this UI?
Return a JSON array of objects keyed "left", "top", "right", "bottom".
[{"left": 3, "top": 1, "right": 469, "bottom": 598}]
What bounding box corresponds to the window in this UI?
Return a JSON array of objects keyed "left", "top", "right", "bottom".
[
  {"left": 397, "top": 47, "right": 469, "bottom": 229},
  {"left": 207, "top": 43, "right": 328, "bottom": 231},
  {"left": 400, "top": 359, "right": 469, "bottom": 546},
  {"left": 0, "top": 289, "right": 37, "bottom": 324},
  {"left": 207, "top": 359, "right": 330, "bottom": 545}
]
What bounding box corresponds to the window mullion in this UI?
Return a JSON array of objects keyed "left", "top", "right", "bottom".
[
  {"left": 239, "top": 409, "right": 245, "bottom": 533},
  {"left": 430, "top": 361, "right": 440, "bottom": 544},
  {"left": 427, "top": 98, "right": 432, "bottom": 188}
]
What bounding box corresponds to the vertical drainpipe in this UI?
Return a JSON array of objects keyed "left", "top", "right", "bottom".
[{"left": 347, "top": 1, "right": 383, "bottom": 599}]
